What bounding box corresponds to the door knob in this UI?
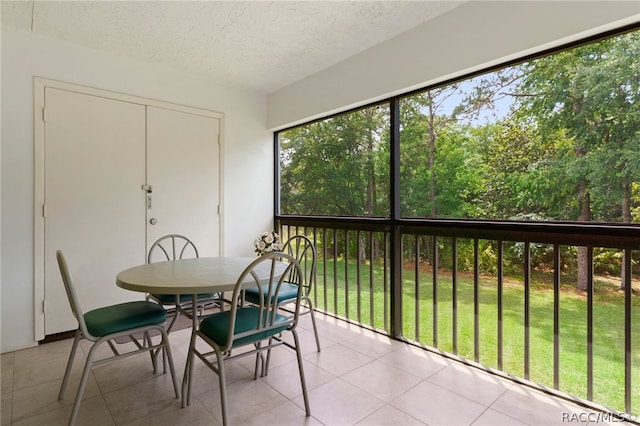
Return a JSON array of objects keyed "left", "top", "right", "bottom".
[{"left": 149, "top": 218, "right": 158, "bottom": 225}]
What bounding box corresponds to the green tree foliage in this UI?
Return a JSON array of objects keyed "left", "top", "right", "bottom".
[
  {"left": 516, "top": 31, "right": 640, "bottom": 223},
  {"left": 279, "top": 105, "right": 389, "bottom": 217},
  {"left": 476, "top": 121, "right": 577, "bottom": 220},
  {"left": 400, "top": 121, "right": 485, "bottom": 218}
]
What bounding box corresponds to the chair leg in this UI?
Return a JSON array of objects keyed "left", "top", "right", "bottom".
[
  {"left": 162, "top": 346, "right": 168, "bottom": 373},
  {"left": 58, "top": 329, "right": 82, "bottom": 400},
  {"left": 158, "top": 327, "right": 180, "bottom": 398},
  {"left": 144, "top": 332, "right": 158, "bottom": 374},
  {"left": 264, "top": 338, "right": 274, "bottom": 377},
  {"left": 307, "top": 299, "right": 321, "bottom": 352},
  {"left": 184, "top": 331, "right": 198, "bottom": 407},
  {"left": 252, "top": 342, "right": 265, "bottom": 379},
  {"left": 291, "top": 329, "right": 311, "bottom": 417},
  {"left": 68, "top": 341, "right": 99, "bottom": 426},
  {"left": 156, "top": 308, "right": 181, "bottom": 375},
  {"left": 151, "top": 346, "right": 165, "bottom": 374},
  {"left": 165, "top": 309, "right": 180, "bottom": 333},
  {"left": 215, "top": 346, "right": 230, "bottom": 426}
]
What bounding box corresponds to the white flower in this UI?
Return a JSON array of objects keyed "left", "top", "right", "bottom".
[{"left": 254, "top": 230, "right": 283, "bottom": 256}]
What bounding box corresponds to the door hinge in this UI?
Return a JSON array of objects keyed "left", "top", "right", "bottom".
[
  {"left": 42, "top": 299, "right": 46, "bottom": 314},
  {"left": 42, "top": 204, "right": 46, "bottom": 218},
  {"left": 42, "top": 107, "right": 46, "bottom": 122},
  {"left": 217, "top": 205, "right": 220, "bottom": 215}
]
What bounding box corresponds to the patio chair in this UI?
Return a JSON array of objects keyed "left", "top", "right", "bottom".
[
  {"left": 243, "top": 234, "right": 321, "bottom": 353},
  {"left": 184, "top": 252, "right": 311, "bottom": 426},
  {"left": 147, "top": 234, "right": 222, "bottom": 331},
  {"left": 56, "top": 250, "right": 179, "bottom": 426}
]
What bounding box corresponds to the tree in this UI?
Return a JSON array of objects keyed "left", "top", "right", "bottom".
[
  {"left": 279, "top": 106, "right": 388, "bottom": 217},
  {"left": 400, "top": 71, "right": 520, "bottom": 218},
  {"left": 515, "top": 31, "right": 640, "bottom": 290}
]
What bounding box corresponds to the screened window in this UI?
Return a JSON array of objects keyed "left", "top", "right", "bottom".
[
  {"left": 278, "top": 29, "right": 640, "bottom": 224},
  {"left": 278, "top": 104, "right": 390, "bottom": 217},
  {"left": 400, "top": 30, "right": 640, "bottom": 222}
]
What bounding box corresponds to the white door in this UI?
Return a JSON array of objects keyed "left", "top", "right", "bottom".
[
  {"left": 44, "top": 88, "right": 147, "bottom": 334},
  {"left": 41, "top": 86, "right": 222, "bottom": 337},
  {"left": 146, "top": 107, "right": 220, "bottom": 256}
]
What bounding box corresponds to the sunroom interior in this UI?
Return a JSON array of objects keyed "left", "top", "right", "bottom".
[{"left": 2, "top": 1, "right": 640, "bottom": 425}]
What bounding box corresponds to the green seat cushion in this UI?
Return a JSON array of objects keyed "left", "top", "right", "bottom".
[
  {"left": 84, "top": 301, "right": 167, "bottom": 337},
  {"left": 244, "top": 283, "right": 299, "bottom": 304},
  {"left": 151, "top": 293, "right": 216, "bottom": 304},
  {"left": 199, "top": 307, "right": 289, "bottom": 347}
]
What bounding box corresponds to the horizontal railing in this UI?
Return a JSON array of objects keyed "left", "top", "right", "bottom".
[{"left": 276, "top": 215, "right": 640, "bottom": 422}]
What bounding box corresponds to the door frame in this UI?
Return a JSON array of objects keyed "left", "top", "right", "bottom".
[{"left": 33, "top": 77, "right": 225, "bottom": 340}]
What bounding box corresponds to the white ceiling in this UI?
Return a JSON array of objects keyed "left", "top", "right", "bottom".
[{"left": 1, "top": 1, "right": 465, "bottom": 94}]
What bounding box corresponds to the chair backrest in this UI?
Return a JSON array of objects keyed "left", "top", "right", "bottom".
[
  {"left": 283, "top": 235, "right": 316, "bottom": 293},
  {"left": 56, "top": 250, "right": 92, "bottom": 338},
  {"left": 223, "top": 252, "right": 302, "bottom": 350},
  {"left": 148, "top": 234, "right": 199, "bottom": 263}
]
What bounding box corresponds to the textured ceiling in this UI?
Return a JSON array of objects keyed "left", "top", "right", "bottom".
[{"left": 1, "top": 1, "right": 465, "bottom": 93}]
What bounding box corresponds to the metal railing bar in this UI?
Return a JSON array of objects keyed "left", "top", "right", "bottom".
[
  {"left": 333, "top": 229, "right": 338, "bottom": 314},
  {"left": 345, "top": 230, "right": 350, "bottom": 320},
  {"left": 369, "top": 231, "right": 375, "bottom": 328},
  {"left": 553, "top": 244, "right": 560, "bottom": 390},
  {"left": 587, "top": 246, "right": 594, "bottom": 401},
  {"left": 322, "top": 228, "right": 328, "bottom": 312},
  {"left": 452, "top": 237, "right": 458, "bottom": 355},
  {"left": 624, "top": 248, "right": 632, "bottom": 413},
  {"left": 277, "top": 215, "right": 390, "bottom": 231},
  {"left": 356, "top": 230, "right": 362, "bottom": 323},
  {"left": 392, "top": 231, "right": 402, "bottom": 338},
  {"left": 398, "top": 220, "right": 640, "bottom": 249},
  {"left": 474, "top": 238, "right": 480, "bottom": 362},
  {"left": 432, "top": 235, "right": 438, "bottom": 347},
  {"left": 498, "top": 240, "right": 504, "bottom": 370},
  {"left": 383, "top": 232, "right": 389, "bottom": 332},
  {"left": 524, "top": 241, "right": 531, "bottom": 380},
  {"left": 312, "top": 227, "right": 319, "bottom": 312},
  {"left": 278, "top": 215, "right": 640, "bottom": 248},
  {"left": 415, "top": 235, "right": 420, "bottom": 341},
  {"left": 282, "top": 215, "right": 640, "bottom": 250}
]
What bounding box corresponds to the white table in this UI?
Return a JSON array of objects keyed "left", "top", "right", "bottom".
[
  {"left": 116, "top": 256, "right": 285, "bottom": 405},
  {"left": 116, "top": 256, "right": 267, "bottom": 295}
]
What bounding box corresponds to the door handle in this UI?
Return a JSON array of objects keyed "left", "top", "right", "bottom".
[{"left": 143, "top": 185, "right": 153, "bottom": 210}]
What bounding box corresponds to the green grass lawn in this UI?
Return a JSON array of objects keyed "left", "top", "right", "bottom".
[{"left": 312, "top": 258, "right": 640, "bottom": 415}]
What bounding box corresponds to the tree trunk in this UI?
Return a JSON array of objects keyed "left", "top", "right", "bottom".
[
  {"left": 364, "top": 109, "right": 374, "bottom": 217},
  {"left": 426, "top": 91, "right": 437, "bottom": 217},
  {"left": 358, "top": 233, "right": 367, "bottom": 262},
  {"left": 577, "top": 179, "right": 591, "bottom": 291},
  {"left": 620, "top": 178, "right": 631, "bottom": 290}
]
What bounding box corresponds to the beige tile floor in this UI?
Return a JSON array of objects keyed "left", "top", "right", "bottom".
[{"left": 1, "top": 313, "right": 630, "bottom": 426}]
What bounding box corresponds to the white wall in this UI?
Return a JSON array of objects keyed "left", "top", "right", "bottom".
[
  {"left": 1, "top": 27, "right": 273, "bottom": 352},
  {"left": 268, "top": 1, "right": 640, "bottom": 130}
]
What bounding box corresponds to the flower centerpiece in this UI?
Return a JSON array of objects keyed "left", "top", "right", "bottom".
[{"left": 254, "top": 231, "right": 283, "bottom": 256}]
